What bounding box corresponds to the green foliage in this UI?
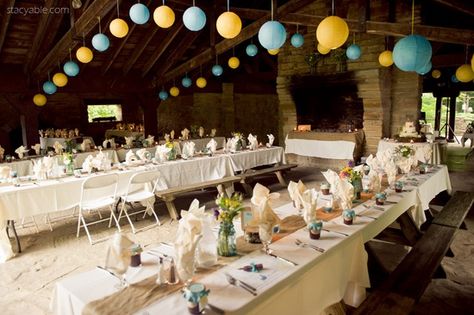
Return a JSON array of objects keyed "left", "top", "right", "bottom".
[{"left": 87, "top": 104, "right": 122, "bottom": 122}]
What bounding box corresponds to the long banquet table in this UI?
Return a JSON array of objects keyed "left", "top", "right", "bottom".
[
  {"left": 0, "top": 147, "right": 285, "bottom": 263},
  {"left": 51, "top": 165, "right": 451, "bottom": 315}
]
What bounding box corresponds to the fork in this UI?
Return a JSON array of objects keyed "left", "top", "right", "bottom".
[
  {"left": 224, "top": 273, "right": 257, "bottom": 296},
  {"left": 295, "top": 239, "right": 325, "bottom": 253}
]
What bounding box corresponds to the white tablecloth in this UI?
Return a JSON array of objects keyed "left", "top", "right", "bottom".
[
  {"left": 228, "top": 147, "right": 286, "bottom": 172},
  {"left": 376, "top": 140, "right": 441, "bottom": 164},
  {"left": 0, "top": 160, "right": 33, "bottom": 177},
  {"left": 285, "top": 136, "right": 355, "bottom": 160}
]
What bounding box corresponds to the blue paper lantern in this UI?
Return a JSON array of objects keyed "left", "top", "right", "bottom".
[
  {"left": 346, "top": 44, "right": 361, "bottom": 60},
  {"left": 63, "top": 61, "right": 80, "bottom": 77},
  {"left": 258, "top": 21, "right": 287, "bottom": 50},
  {"left": 392, "top": 34, "right": 432, "bottom": 72},
  {"left": 92, "top": 33, "right": 110, "bottom": 52},
  {"left": 451, "top": 74, "right": 459, "bottom": 83},
  {"left": 159, "top": 90, "right": 169, "bottom": 100},
  {"left": 212, "top": 64, "right": 223, "bottom": 76},
  {"left": 182, "top": 76, "right": 192, "bottom": 88},
  {"left": 416, "top": 61, "right": 432, "bottom": 75},
  {"left": 130, "top": 3, "right": 150, "bottom": 25},
  {"left": 290, "top": 33, "right": 304, "bottom": 48},
  {"left": 246, "top": 44, "right": 258, "bottom": 57},
  {"left": 43, "top": 81, "right": 57, "bottom": 95},
  {"left": 182, "top": 6, "right": 206, "bottom": 31}
]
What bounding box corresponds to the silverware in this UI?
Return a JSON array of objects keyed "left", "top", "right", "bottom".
[
  {"left": 295, "top": 239, "right": 324, "bottom": 253},
  {"left": 224, "top": 273, "right": 257, "bottom": 296},
  {"left": 267, "top": 252, "right": 299, "bottom": 266},
  {"left": 96, "top": 266, "right": 121, "bottom": 281},
  {"left": 356, "top": 214, "right": 377, "bottom": 220},
  {"left": 373, "top": 205, "right": 386, "bottom": 211},
  {"left": 322, "top": 228, "right": 349, "bottom": 236}
]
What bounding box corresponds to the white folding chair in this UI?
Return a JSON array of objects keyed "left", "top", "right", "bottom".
[
  {"left": 118, "top": 169, "right": 164, "bottom": 234},
  {"left": 76, "top": 173, "right": 121, "bottom": 244}
]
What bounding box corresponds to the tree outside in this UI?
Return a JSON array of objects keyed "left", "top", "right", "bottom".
[{"left": 87, "top": 104, "right": 122, "bottom": 122}]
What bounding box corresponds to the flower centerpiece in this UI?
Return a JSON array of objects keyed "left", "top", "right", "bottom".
[
  {"left": 231, "top": 132, "right": 244, "bottom": 151},
  {"left": 165, "top": 140, "right": 177, "bottom": 160},
  {"left": 62, "top": 152, "right": 75, "bottom": 175},
  {"left": 215, "top": 193, "right": 244, "bottom": 257},
  {"left": 395, "top": 145, "right": 414, "bottom": 158},
  {"left": 339, "top": 161, "right": 362, "bottom": 199},
  {"left": 395, "top": 145, "right": 415, "bottom": 174}
]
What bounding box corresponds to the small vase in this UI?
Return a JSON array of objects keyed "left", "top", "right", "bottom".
[
  {"left": 351, "top": 178, "right": 362, "bottom": 200},
  {"left": 167, "top": 148, "right": 176, "bottom": 161},
  {"left": 217, "top": 222, "right": 237, "bottom": 257},
  {"left": 65, "top": 163, "right": 74, "bottom": 175}
]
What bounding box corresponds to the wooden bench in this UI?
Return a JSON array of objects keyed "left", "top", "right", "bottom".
[
  {"left": 238, "top": 164, "right": 297, "bottom": 195},
  {"left": 354, "top": 191, "right": 474, "bottom": 315},
  {"left": 155, "top": 176, "right": 241, "bottom": 220}
]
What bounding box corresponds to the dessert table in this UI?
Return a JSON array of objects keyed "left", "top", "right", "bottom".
[
  {"left": 377, "top": 139, "right": 444, "bottom": 164},
  {"left": 51, "top": 165, "right": 451, "bottom": 315}
]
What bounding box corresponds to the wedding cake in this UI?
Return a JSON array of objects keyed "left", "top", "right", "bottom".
[{"left": 396, "top": 121, "right": 425, "bottom": 142}]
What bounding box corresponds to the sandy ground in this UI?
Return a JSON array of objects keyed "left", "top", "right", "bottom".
[{"left": 0, "top": 157, "right": 473, "bottom": 314}]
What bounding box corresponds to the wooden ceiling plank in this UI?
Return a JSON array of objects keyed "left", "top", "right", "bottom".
[
  {"left": 122, "top": 26, "right": 159, "bottom": 75},
  {"left": 33, "top": 0, "right": 119, "bottom": 77},
  {"left": 0, "top": 0, "right": 16, "bottom": 55},
  {"left": 141, "top": 23, "right": 185, "bottom": 77},
  {"left": 162, "top": 0, "right": 315, "bottom": 83}
]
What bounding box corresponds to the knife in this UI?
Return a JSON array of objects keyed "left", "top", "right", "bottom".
[
  {"left": 322, "top": 228, "right": 349, "bottom": 236},
  {"left": 268, "top": 253, "right": 298, "bottom": 266}
]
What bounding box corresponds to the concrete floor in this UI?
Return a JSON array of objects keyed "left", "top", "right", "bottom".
[{"left": 0, "top": 144, "right": 473, "bottom": 314}]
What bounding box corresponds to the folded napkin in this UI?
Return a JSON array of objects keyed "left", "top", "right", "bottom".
[
  {"left": 136, "top": 148, "right": 151, "bottom": 161},
  {"left": 170, "top": 130, "right": 175, "bottom": 140},
  {"left": 81, "top": 139, "right": 92, "bottom": 152},
  {"left": 0, "top": 166, "right": 11, "bottom": 179},
  {"left": 182, "top": 142, "right": 196, "bottom": 159},
  {"left": 198, "top": 126, "right": 204, "bottom": 138},
  {"left": 0, "top": 145, "right": 4, "bottom": 160},
  {"left": 287, "top": 180, "right": 307, "bottom": 209},
  {"left": 124, "top": 136, "right": 135, "bottom": 147},
  {"left": 396, "top": 157, "right": 412, "bottom": 174},
  {"left": 102, "top": 138, "right": 116, "bottom": 150},
  {"left": 266, "top": 134, "right": 275, "bottom": 147},
  {"left": 206, "top": 139, "right": 217, "bottom": 153},
  {"left": 247, "top": 134, "right": 258, "bottom": 150},
  {"left": 377, "top": 149, "right": 397, "bottom": 186},
  {"left": 33, "top": 156, "right": 55, "bottom": 180},
  {"left": 125, "top": 150, "right": 138, "bottom": 164},
  {"left": 210, "top": 128, "right": 216, "bottom": 137},
  {"left": 300, "top": 188, "right": 319, "bottom": 224},
  {"left": 104, "top": 233, "right": 134, "bottom": 275},
  {"left": 146, "top": 135, "right": 155, "bottom": 147},
  {"left": 31, "top": 143, "right": 41, "bottom": 156},
  {"left": 82, "top": 155, "right": 94, "bottom": 173},
  {"left": 53, "top": 142, "right": 63, "bottom": 155},
  {"left": 181, "top": 128, "right": 190, "bottom": 140},
  {"left": 322, "top": 169, "right": 354, "bottom": 210},
  {"left": 175, "top": 201, "right": 204, "bottom": 282},
  {"left": 250, "top": 183, "right": 281, "bottom": 240},
  {"left": 15, "top": 145, "right": 28, "bottom": 159},
  {"left": 155, "top": 145, "right": 171, "bottom": 163},
  {"left": 164, "top": 134, "right": 170, "bottom": 142}
]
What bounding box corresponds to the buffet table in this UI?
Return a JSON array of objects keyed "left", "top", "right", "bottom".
[
  {"left": 51, "top": 165, "right": 451, "bottom": 315},
  {"left": 377, "top": 139, "right": 446, "bottom": 164}
]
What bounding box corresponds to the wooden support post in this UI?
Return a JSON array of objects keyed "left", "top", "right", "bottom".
[
  {"left": 434, "top": 96, "right": 442, "bottom": 131},
  {"left": 19, "top": 105, "right": 39, "bottom": 147},
  {"left": 142, "top": 97, "right": 158, "bottom": 137},
  {"left": 448, "top": 95, "right": 456, "bottom": 141}
]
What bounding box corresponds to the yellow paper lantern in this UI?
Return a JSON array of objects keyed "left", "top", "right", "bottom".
[
  {"left": 317, "top": 43, "right": 330, "bottom": 55},
  {"left": 196, "top": 77, "right": 207, "bottom": 88},
  {"left": 316, "top": 16, "right": 349, "bottom": 50},
  {"left": 268, "top": 48, "right": 279, "bottom": 55},
  {"left": 431, "top": 69, "right": 441, "bottom": 79},
  {"left": 455, "top": 64, "right": 474, "bottom": 82},
  {"left": 52, "top": 72, "right": 68, "bottom": 87},
  {"left": 471, "top": 54, "right": 474, "bottom": 72},
  {"left": 378, "top": 50, "right": 393, "bottom": 67},
  {"left": 216, "top": 11, "right": 242, "bottom": 39},
  {"left": 228, "top": 56, "right": 240, "bottom": 69},
  {"left": 76, "top": 46, "right": 93, "bottom": 63},
  {"left": 33, "top": 93, "right": 47, "bottom": 106},
  {"left": 170, "top": 86, "right": 180, "bottom": 97},
  {"left": 110, "top": 18, "right": 129, "bottom": 38},
  {"left": 153, "top": 5, "right": 175, "bottom": 28}
]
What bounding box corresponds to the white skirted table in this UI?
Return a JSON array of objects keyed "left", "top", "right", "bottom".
[{"left": 376, "top": 139, "right": 445, "bottom": 164}]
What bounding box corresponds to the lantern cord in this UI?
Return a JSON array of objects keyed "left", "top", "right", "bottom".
[
  {"left": 82, "top": 33, "right": 85, "bottom": 46},
  {"left": 411, "top": 0, "right": 414, "bottom": 35},
  {"left": 200, "top": 65, "right": 202, "bottom": 76},
  {"left": 465, "top": 45, "right": 469, "bottom": 64},
  {"left": 227, "top": 0, "right": 229, "bottom": 12},
  {"left": 48, "top": 71, "right": 51, "bottom": 81},
  {"left": 116, "top": 0, "right": 119, "bottom": 17},
  {"left": 37, "top": 80, "right": 40, "bottom": 92},
  {"left": 331, "top": 0, "right": 334, "bottom": 16},
  {"left": 215, "top": 54, "right": 218, "bottom": 64},
  {"left": 352, "top": 32, "right": 355, "bottom": 44},
  {"left": 296, "top": 24, "right": 299, "bottom": 34},
  {"left": 271, "top": 0, "right": 273, "bottom": 21},
  {"left": 57, "top": 61, "right": 61, "bottom": 70},
  {"left": 69, "top": 48, "right": 72, "bottom": 61},
  {"left": 232, "top": 46, "right": 235, "bottom": 56},
  {"left": 162, "top": 0, "right": 165, "bottom": 5},
  {"left": 98, "top": 16, "right": 101, "bottom": 33},
  {"left": 193, "top": 0, "right": 195, "bottom": 6}
]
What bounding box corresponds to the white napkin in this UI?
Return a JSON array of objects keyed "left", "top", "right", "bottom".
[
  {"left": 182, "top": 142, "right": 196, "bottom": 159},
  {"left": 170, "top": 130, "right": 175, "bottom": 140},
  {"left": 250, "top": 183, "right": 281, "bottom": 239},
  {"left": 181, "top": 128, "right": 190, "bottom": 140},
  {"left": 210, "top": 128, "right": 216, "bottom": 137},
  {"left": 33, "top": 157, "right": 55, "bottom": 180},
  {"left": 31, "top": 143, "right": 41, "bottom": 155},
  {"left": 125, "top": 150, "right": 138, "bottom": 164},
  {"left": 104, "top": 233, "right": 134, "bottom": 275},
  {"left": 198, "top": 126, "right": 204, "bottom": 138},
  {"left": 175, "top": 201, "right": 204, "bottom": 282},
  {"left": 0, "top": 166, "right": 11, "bottom": 179},
  {"left": 155, "top": 145, "right": 171, "bottom": 163},
  {"left": 15, "top": 145, "right": 28, "bottom": 159},
  {"left": 52, "top": 142, "right": 63, "bottom": 155},
  {"left": 266, "top": 134, "right": 275, "bottom": 147},
  {"left": 81, "top": 139, "right": 92, "bottom": 152},
  {"left": 0, "top": 145, "right": 4, "bottom": 160},
  {"left": 397, "top": 157, "right": 412, "bottom": 174},
  {"left": 124, "top": 136, "right": 135, "bottom": 147},
  {"left": 164, "top": 134, "right": 170, "bottom": 142},
  {"left": 247, "top": 134, "right": 258, "bottom": 150},
  {"left": 322, "top": 169, "right": 354, "bottom": 210},
  {"left": 206, "top": 139, "right": 217, "bottom": 154},
  {"left": 136, "top": 148, "right": 151, "bottom": 161},
  {"left": 300, "top": 188, "right": 319, "bottom": 224},
  {"left": 146, "top": 135, "right": 155, "bottom": 147},
  {"left": 377, "top": 149, "right": 398, "bottom": 186},
  {"left": 287, "top": 180, "right": 307, "bottom": 209}
]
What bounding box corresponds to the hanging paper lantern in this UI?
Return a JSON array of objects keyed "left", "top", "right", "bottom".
[
  {"left": 43, "top": 81, "right": 57, "bottom": 95},
  {"left": 183, "top": 6, "right": 206, "bottom": 31},
  {"left": 246, "top": 44, "right": 258, "bottom": 57},
  {"left": 33, "top": 94, "right": 47, "bottom": 106},
  {"left": 170, "top": 86, "right": 180, "bottom": 97},
  {"left": 63, "top": 61, "right": 80, "bottom": 77},
  {"left": 258, "top": 21, "right": 287, "bottom": 50},
  {"left": 431, "top": 69, "right": 441, "bottom": 79},
  {"left": 182, "top": 76, "right": 192, "bottom": 87},
  {"left": 196, "top": 77, "right": 207, "bottom": 88},
  {"left": 378, "top": 50, "right": 393, "bottom": 67},
  {"left": 212, "top": 64, "right": 223, "bottom": 76},
  {"left": 346, "top": 44, "right": 361, "bottom": 60},
  {"left": 92, "top": 33, "right": 110, "bottom": 52},
  {"left": 392, "top": 35, "right": 432, "bottom": 72},
  {"left": 130, "top": 3, "right": 150, "bottom": 25},
  {"left": 317, "top": 43, "right": 330, "bottom": 55},
  {"left": 216, "top": 11, "right": 241, "bottom": 39},
  {"left": 76, "top": 46, "right": 93, "bottom": 63},
  {"left": 154, "top": 5, "right": 175, "bottom": 28},
  {"left": 471, "top": 54, "right": 474, "bottom": 72},
  {"left": 268, "top": 48, "right": 279, "bottom": 55},
  {"left": 228, "top": 56, "right": 240, "bottom": 69},
  {"left": 52, "top": 72, "right": 68, "bottom": 87},
  {"left": 451, "top": 74, "right": 459, "bottom": 83},
  {"left": 110, "top": 18, "right": 129, "bottom": 38},
  {"left": 291, "top": 33, "right": 304, "bottom": 48},
  {"left": 416, "top": 61, "right": 432, "bottom": 75},
  {"left": 316, "top": 16, "right": 349, "bottom": 49},
  {"left": 159, "top": 89, "right": 169, "bottom": 100},
  {"left": 455, "top": 64, "right": 474, "bottom": 82}
]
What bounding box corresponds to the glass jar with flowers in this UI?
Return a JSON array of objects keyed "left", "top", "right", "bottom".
[
  {"left": 231, "top": 132, "right": 244, "bottom": 151},
  {"left": 165, "top": 141, "right": 177, "bottom": 160},
  {"left": 339, "top": 161, "right": 362, "bottom": 199},
  {"left": 215, "top": 193, "right": 244, "bottom": 257},
  {"left": 63, "top": 152, "right": 75, "bottom": 175}
]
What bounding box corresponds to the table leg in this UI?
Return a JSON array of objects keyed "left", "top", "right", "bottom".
[
  {"left": 162, "top": 196, "right": 179, "bottom": 221},
  {"left": 275, "top": 171, "right": 287, "bottom": 186},
  {"left": 9, "top": 220, "right": 21, "bottom": 253},
  {"left": 397, "top": 212, "right": 422, "bottom": 246}
]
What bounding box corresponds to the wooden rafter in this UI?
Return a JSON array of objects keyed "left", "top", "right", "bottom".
[
  {"left": 122, "top": 26, "right": 159, "bottom": 75},
  {"left": 430, "top": 0, "right": 474, "bottom": 17},
  {"left": 33, "top": 0, "right": 118, "bottom": 77},
  {"left": 141, "top": 23, "right": 185, "bottom": 77},
  {"left": 0, "top": 0, "right": 15, "bottom": 56},
  {"left": 162, "top": 0, "right": 315, "bottom": 83}
]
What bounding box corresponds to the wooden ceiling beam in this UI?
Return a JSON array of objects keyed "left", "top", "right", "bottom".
[
  {"left": 430, "top": 0, "right": 474, "bottom": 17},
  {"left": 141, "top": 23, "right": 184, "bottom": 77},
  {"left": 162, "top": 0, "right": 315, "bottom": 83},
  {"left": 122, "top": 26, "right": 159, "bottom": 75},
  {"left": 0, "top": 0, "right": 15, "bottom": 56},
  {"left": 33, "top": 0, "right": 119, "bottom": 77}
]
